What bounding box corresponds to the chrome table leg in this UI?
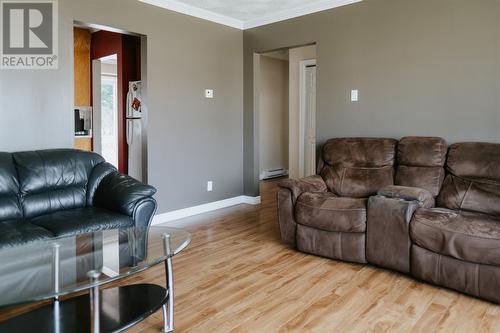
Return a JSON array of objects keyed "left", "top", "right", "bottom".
[
  {"left": 52, "top": 243, "right": 61, "bottom": 333},
  {"left": 162, "top": 234, "right": 174, "bottom": 332},
  {"left": 52, "top": 243, "right": 60, "bottom": 301},
  {"left": 87, "top": 270, "right": 102, "bottom": 333}
]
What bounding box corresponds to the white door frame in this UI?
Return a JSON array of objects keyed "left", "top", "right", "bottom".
[
  {"left": 298, "top": 59, "right": 317, "bottom": 178},
  {"left": 92, "top": 59, "right": 102, "bottom": 155}
]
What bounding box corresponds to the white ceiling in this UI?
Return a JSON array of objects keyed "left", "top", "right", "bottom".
[{"left": 140, "top": 0, "right": 362, "bottom": 30}]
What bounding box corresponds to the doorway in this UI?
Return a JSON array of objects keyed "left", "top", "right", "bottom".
[
  {"left": 256, "top": 50, "right": 290, "bottom": 181},
  {"left": 255, "top": 44, "right": 317, "bottom": 182},
  {"left": 73, "top": 24, "right": 145, "bottom": 179}
]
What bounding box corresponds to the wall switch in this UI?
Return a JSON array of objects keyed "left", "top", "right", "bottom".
[
  {"left": 351, "top": 89, "right": 359, "bottom": 102},
  {"left": 205, "top": 89, "right": 214, "bottom": 99},
  {"left": 207, "top": 181, "right": 213, "bottom": 192}
]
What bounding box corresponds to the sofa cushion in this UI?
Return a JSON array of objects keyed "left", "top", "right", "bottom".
[
  {"left": 410, "top": 208, "right": 500, "bottom": 266},
  {"left": 437, "top": 175, "right": 500, "bottom": 217},
  {"left": 446, "top": 142, "right": 500, "bottom": 181},
  {"left": 13, "top": 150, "right": 105, "bottom": 219},
  {"left": 295, "top": 192, "right": 367, "bottom": 233},
  {"left": 397, "top": 137, "right": 447, "bottom": 167},
  {"left": 318, "top": 138, "right": 396, "bottom": 198},
  {"left": 0, "top": 153, "right": 22, "bottom": 221},
  {"left": 29, "top": 207, "right": 134, "bottom": 237},
  {"left": 0, "top": 220, "right": 53, "bottom": 249},
  {"left": 396, "top": 137, "right": 447, "bottom": 196},
  {"left": 437, "top": 142, "right": 500, "bottom": 217}
]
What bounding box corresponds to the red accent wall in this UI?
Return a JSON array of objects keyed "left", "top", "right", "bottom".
[{"left": 91, "top": 31, "right": 141, "bottom": 174}]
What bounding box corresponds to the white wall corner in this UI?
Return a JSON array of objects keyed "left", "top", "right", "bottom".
[{"left": 152, "top": 195, "right": 261, "bottom": 225}]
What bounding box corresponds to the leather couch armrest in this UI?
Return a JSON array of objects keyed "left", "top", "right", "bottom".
[
  {"left": 87, "top": 162, "right": 117, "bottom": 205},
  {"left": 94, "top": 172, "right": 157, "bottom": 217},
  {"left": 278, "top": 175, "right": 327, "bottom": 203},
  {"left": 378, "top": 185, "right": 435, "bottom": 208}
]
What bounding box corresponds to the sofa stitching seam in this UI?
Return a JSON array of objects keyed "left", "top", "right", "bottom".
[
  {"left": 337, "top": 165, "right": 394, "bottom": 170},
  {"left": 296, "top": 202, "right": 366, "bottom": 212},
  {"left": 437, "top": 253, "right": 441, "bottom": 284},
  {"left": 340, "top": 168, "right": 346, "bottom": 194},
  {"left": 339, "top": 232, "right": 343, "bottom": 259},
  {"left": 459, "top": 182, "right": 473, "bottom": 210},
  {"left": 476, "top": 263, "right": 480, "bottom": 297}
]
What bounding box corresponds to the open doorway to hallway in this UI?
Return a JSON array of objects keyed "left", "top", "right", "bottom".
[
  {"left": 73, "top": 23, "right": 147, "bottom": 180},
  {"left": 255, "top": 44, "right": 317, "bottom": 182},
  {"left": 257, "top": 49, "right": 290, "bottom": 181}
]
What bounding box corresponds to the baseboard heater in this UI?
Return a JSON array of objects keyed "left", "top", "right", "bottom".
[{"left": 260, "top": 168, "right": 289, "bottom": 180}]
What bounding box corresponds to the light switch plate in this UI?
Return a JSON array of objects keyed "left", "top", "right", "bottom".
[
  {"left": 207, "top": 181, "right": 213, "bottom": 192},
  {"left": 205, "top": 89, "right": 214, "bottom": 99},
  {"left": 351, "top": 90, "right": 359, "bottom": 102}
]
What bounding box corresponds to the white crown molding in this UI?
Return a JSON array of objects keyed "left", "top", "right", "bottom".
[
  {"left": 139, "top": 0, "right": 362, "bottom": 30},
  {"left": 152, "top": 195, "right": 261, "bottom": 225},
  {"left": 139, "top": 0, "right": 245, "bottom": 29},
  {"left": 243, "top": 0, "right": 363, "bottom": 29}
]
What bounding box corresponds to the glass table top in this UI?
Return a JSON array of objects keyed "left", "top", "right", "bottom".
[{"left": 0, "top": 226, "right": 191, "bottom": 308}]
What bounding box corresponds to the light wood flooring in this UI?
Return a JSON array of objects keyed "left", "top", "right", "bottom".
[{"left": 3, "top": 180, "right": 500, "bottom": 332}]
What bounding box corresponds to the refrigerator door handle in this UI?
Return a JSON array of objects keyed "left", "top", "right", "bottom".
[
  {"left": 126, "top": 119, "right": 134, "bottom": 146},
  {"left": 126, "top": 90, "right": 133, "bottom": 118}
]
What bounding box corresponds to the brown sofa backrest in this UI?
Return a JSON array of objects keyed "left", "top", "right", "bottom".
[
  {"left": 318, "top": 138, "right": 397, "bottom": 198},
  {"left": 396, "top": 137, "right": 447, "bottom": 196},
  {"left": 437, "top": 142, "right": 500, "bottom": 217}
]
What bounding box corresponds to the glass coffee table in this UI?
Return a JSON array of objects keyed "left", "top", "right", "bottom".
[{"left": 0, "top": 226, "right": 191, "bottom": 333}]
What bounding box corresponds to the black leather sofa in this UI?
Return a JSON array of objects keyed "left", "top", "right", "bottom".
[{"left": 0, "top": 149, "right": 157, "bottom": 249}]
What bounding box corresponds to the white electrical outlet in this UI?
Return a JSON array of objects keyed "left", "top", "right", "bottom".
[
  {"left": 207, "top": 181, "right": 213, "bottom": 192},
  {"left": 351, "top": 89, "right": 359, "bottom": 102},
  {"left": 205, "top": 89, "right": 214, "bottom": 99}
]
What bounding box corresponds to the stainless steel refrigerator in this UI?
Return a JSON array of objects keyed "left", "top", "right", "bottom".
[{"left": 126, "top": 81, "right": 143, "bottom": 181}]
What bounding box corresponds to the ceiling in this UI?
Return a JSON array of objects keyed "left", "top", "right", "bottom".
[{"left": 139, "top": 0, "right": 362, "bottom": 30}]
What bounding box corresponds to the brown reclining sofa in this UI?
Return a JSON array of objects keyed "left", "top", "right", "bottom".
[{"left": 278, "top": 137, "right": 500, "bottom": 303}]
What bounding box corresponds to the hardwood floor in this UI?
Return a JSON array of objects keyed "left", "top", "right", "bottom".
[{"left": 2, "top": 179, "right": 500, "bottom": 332}]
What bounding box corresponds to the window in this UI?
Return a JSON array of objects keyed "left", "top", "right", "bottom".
[{"left": 101, "top": 74, "right": 118, "bottom": 168}]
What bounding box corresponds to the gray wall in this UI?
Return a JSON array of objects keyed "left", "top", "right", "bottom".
[
  {"left": 243, "top": 0, "right": 500, "bottom": 196},
  {"left": 0, "top": 0, "right": 244, "bottom": 214}
]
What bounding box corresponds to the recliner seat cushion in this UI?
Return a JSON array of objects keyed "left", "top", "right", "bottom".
[
  {"left": 318, "top": 138, "right": 396, "bottom": 198},
  {"left": 295, "top": 192, "right": 367, "bottom": 233},
  {"left": 410, "top": 208, "right": 500, "bottom": 266},
  {"left": 30, "top": 207, "right": 134, "bottom": 237},
  {"left": 0, "top": 220, "right": 53, "bottom": 249}
]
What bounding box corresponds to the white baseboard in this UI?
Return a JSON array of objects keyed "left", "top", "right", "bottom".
[{"left": 152, "top": 195, "right": 261, "bottom": 225}]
